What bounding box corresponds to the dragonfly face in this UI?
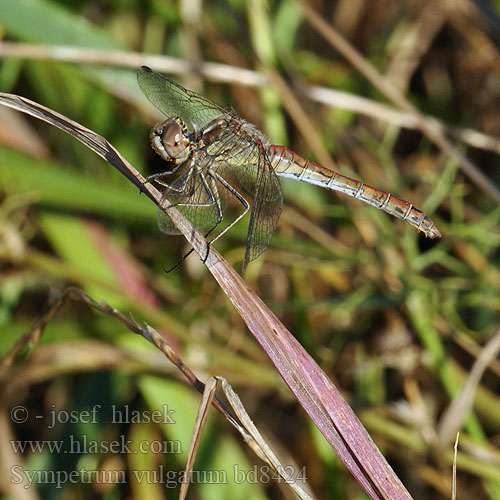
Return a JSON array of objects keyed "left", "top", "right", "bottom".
[{"left": 150, "top": 116, "right": 191, "bottom": 165}]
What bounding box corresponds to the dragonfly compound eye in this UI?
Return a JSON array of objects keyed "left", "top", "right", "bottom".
[{"left": 162, "top": 121, "right": 189, "bottom": 160}]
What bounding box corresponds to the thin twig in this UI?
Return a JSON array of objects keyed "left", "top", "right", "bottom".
[
  {"left": 437, "top": 327, "right": 500, "bottom": 449},
  {"left": 0, "top": 286, "right": 242, "bottom": 429},
  {"left": 0, "top": 90, "right": 417, "bottom": 500},
  {"left": 452, "top": 433, "right": 459, "bottom": 500},
  {"left": 2, "top": 286, "right": 316, "bottom": 499},
  {"left": 0, "top": 292, "right": 66, "bottom": 371}
]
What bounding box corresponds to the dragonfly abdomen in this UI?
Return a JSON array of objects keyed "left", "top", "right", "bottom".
[{"left": 268, "top": 145, "right": 440, "bottom": 238}]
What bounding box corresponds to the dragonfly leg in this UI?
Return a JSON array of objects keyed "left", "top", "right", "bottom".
[
  {"left": 145, "top": 161, "right": 187, "bottom": 184},
  {"left": 156, "top": 167, "right": 198, "bottom": 210},
  {"left": 163, "top": 172, "right": 223, "bottom": 272},
  {"left": 167, "top": 171, "right": 249, "bottom": 270},
  {"left": 146, "top": 156, "right": 195, "bottom": 191},
  {"left": 167, "top": 172, "right": 218, "bottom": 209},
  {"left": 206, "top": 171, "right": 249, "bottom": 247},
  {"left": 199, "top": 172, "right": 227, "bottom": 262}
]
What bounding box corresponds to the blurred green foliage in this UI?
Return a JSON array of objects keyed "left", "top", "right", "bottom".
[{"left": 1, "top": 0, "right": 500, "bottom": 499}]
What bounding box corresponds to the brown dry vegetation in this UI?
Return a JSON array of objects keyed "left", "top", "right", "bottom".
[{"left": 1, "top": 1, "right": 500, "bottom": 499}]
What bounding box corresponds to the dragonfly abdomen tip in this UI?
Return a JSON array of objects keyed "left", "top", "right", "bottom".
[{"left": 421, "top": 217, "right": 441, "bottom": 238}]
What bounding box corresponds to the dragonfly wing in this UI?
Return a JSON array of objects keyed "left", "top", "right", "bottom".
[
  {"left": 138, "top": 66, "right": 226, "bottom": 131},
  {"left": 243, "top": 146, "right": 283, "bottom": 269},
  {"left": 157, "top": 171, "right": 221, "bottom": 236},
  {"left": 207, "top": 127, "right": 264, "bottom": 197}
]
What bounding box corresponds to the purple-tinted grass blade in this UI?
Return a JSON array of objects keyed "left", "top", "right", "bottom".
[{"left": 0, "top": 90, "right": 415, "bottom": 500}]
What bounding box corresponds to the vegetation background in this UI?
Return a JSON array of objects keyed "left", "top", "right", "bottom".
[{"left": 0, "top": 0, "right": 499, "bottom": 499}]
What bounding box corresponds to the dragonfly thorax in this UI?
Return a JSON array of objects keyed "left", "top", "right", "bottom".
[
  {"left": 201, "top": 117, "right": 269, "bottom": 154},
  {"left": 150, "top": 116, "right": 191, "bottom": 165}
]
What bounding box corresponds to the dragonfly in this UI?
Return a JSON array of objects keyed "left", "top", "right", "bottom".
[{"left": 137, "top": 66, "right": 440, "bottom": 269}]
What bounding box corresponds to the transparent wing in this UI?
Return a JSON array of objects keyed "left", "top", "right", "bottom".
[
  {"left": 204, "top": 124, "right": 262, "bottom": 196},
  {"left": 137, "top": 66, "right": 226, "bottom": 132},
  {"left": 242, "top": 144, "right": 283, "bottom": 269},
  {"left": 157, "top": 170, "right": 222, "bottom": 236},
  {"left": 197, "top": 124, "right": 283, "bottom": 268}
]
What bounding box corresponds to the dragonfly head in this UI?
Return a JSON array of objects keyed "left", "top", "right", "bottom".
[{"left": 150, "top": 117, "right": 190, "bottom": 165}]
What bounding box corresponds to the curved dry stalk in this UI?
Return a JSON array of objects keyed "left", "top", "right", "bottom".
[
  {"left": 0, "top": 91, "right": 415, "bottom": 500},
  {"left": 178, "top": 376, "right": 315, "bottom": 500},
  {"left": 2, "top": 285, "right": 315, "bottom": 499}
]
